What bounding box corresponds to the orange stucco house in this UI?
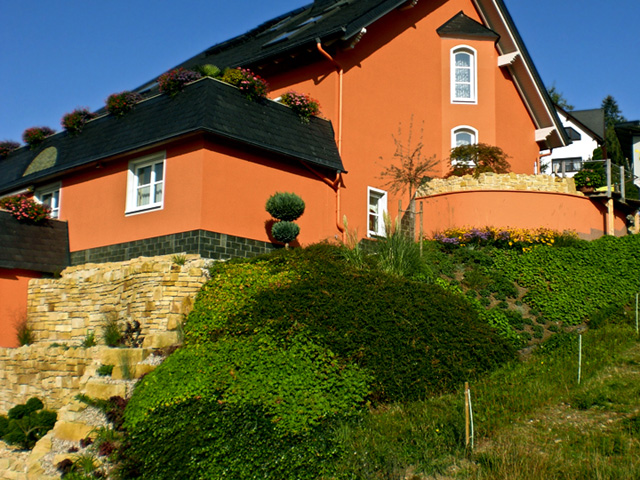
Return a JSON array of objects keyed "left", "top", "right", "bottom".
[{"left": 1, "top": 0, "right": 633, "bottom": 346}]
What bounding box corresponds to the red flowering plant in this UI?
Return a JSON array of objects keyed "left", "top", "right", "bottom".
[
  {"left": 221, "top": 67, "right": 269, "bottom": 101},
  {"left": 61, "top": 108, "right": 97, "bottom": 135},
  {"left": 157, "top": 68, "right": 202, "bottom": 97},
  {"left": 0, "top": 140, "right": 20, "bottom": 159},
  {"left": 22, "top": 127, "right": 55, "bottom": 149},
  {"left": 106, "top": 91, "right": 142, "bottom": 117},
  {"left": 280, "top": 91, "right": 321, "bottom": 123},
  {"left": 0, "top": 195, "right": 50, "bottom": 224}
]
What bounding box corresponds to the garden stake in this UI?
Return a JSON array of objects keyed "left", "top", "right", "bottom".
[
  {"left": 468, "top": 385, "right": 474, "bottom": 450},
  {"left": 578, "top": 334, "right": 582, "bottom": 384},
  {"left": 464, "top": 382, "right": 470, "bottom": 448},
  {"left": 636, "top": 293, "right": 640, "bottom": 335}
]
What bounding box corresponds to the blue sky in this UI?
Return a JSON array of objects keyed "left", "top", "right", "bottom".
[{"left": 1, "top": 0, "right": 638, "bottom": 144}]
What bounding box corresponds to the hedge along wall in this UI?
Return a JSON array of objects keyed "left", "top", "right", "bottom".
[
  {"left": 27, "top": 255, "right": 208, "bottom": 344},
  {"left": 0, "top": 344, "right": 97, "bottom": 413},
  {"left": 418, "top": 187, "right": 626, "bottom": 240}
]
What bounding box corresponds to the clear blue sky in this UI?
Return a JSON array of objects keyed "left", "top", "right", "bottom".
[{"left": 1, "top": 0, "right": 638, "bottom": 144}]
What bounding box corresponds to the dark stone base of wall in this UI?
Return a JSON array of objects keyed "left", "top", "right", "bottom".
[{"left": 70, "top": 230, "right": 277, "bottom": 265}]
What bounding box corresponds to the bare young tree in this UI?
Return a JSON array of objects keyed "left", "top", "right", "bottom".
[{"left": 379, "top": 116, "right": 439, "bottom": 214}]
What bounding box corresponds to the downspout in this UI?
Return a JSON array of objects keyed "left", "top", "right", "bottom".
[
  {"left": 316, "top": 39, "right": 346, "bottom": 240},
  {"left": 301, "top": 161, "right": 344, "bottom": 239}
]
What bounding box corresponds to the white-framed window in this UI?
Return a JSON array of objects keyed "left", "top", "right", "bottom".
[
  {"left": 451, "top": 125, "right": 478, "bottom": 149},
  {"left": 367, "top": 187, "right": 388, "bottom": 237},
  {"left": 126, "top": 152, "right": 165, "bottom": 214},
  {"left": 451, "top": 126, "right": 478, "bottom": 166},
  {"left": 451, "top": 46, "right": 477, "bottom": 104},
  {"left": 35, "top": 183, "right": 61, "bottom": 219}
]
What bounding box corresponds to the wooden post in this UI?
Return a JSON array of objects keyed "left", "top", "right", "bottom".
[
  {"left": 464, "top": 381, "right": 470, "bottom": 448},
  {"left": 607, "top": 198, "right": 614, "bottom": 235}
]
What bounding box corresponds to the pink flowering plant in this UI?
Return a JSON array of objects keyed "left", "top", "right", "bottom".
[
  {"left": 61, "top": 108, "right": 97, "bottom": 135},
  {"left": 0, "top": 141, "right": 20, "bottom": 159},
  {"left": 157, "top": 68, "right": 202, "bottom": 97},
  {"left": 22, "top": 127, "right": 55, "bottom": 149},
  {"left": 0, "top": 195, "right": 50, "bottom": 224},
  {"left": 106, "top": 91, "right": 142, "bottom": 117},
  {"left": 280, "top": 91, "right": 321, "bottom": 123},
  {"left": 221, "top": 67, "right": 269, "bottom": 101}
]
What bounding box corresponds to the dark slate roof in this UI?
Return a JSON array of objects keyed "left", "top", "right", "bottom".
[
  {"left": 137, "top": 0, "right": 408, "bottom": 90},
  {"left": 0, "top": 78, "right": 343, "bottom": 195},
  {"left": 0, "top": 211, "right": 70, "bottom": 273},
  {"left": 436, "top": 11, "right": 499, "bottom": 39},
  {"left": 570, "top": 109, "right": 605, "bottom": 141}
]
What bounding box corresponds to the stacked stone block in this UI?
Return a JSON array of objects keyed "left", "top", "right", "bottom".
[
  {"left": 26, "top": 254, "right": 208, "bottom": 345},
  {"left": 417, "top": 173, "right": 579, "bottom": 197}
]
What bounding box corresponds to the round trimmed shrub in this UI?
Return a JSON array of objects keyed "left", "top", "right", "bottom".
[
  {"left": 271, "top": 221, "right": 300, "bottom": 244},
  {"left": 265, "top": 192, "right": 305, "bottom": 221}
]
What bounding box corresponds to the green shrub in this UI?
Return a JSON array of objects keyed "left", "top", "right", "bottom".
[
  {"left": 265, "top": 192, "right": 305, "bottom": 221},
  {"left": 123, "top": 334, "right": 370, "bottom": 480},
  {"left": 96, "top": 364, "right": 114, "bottom": 376},
  {"left": 2, "top": 398, "right": 56, "bottom": 450},
  {"left": 271, "top": 220, "right": 300, "bottom": 245},
  {"left": 492, "top": 235, "right": 640, "bottom": 325},
  {"left": 101, "top": 314, "right": 122, "bottom": 347}
]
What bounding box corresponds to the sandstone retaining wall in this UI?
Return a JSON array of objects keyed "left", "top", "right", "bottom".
[
  {"left": 418, "top": 172, "right": 579, "bottom": 197},
  {"left": 27, "top": 255, "right": 209, "bottom": 345},
  {"left": 0, "top": 344, "right": 98, "bottom": 413}
]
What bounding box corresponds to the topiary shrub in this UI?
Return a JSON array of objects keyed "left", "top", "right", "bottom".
[
  {"left": 271, "top": 221, "right": 300, "bottom": 245},
  {"left": 266, "top": 192, "right": 305, "bottom": 247},
  {"left": 265, "top": 192, "right": 305, "bottom": 221}
]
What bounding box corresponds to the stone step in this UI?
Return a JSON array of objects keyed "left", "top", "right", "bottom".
[
  {"left": 82, "top": 378, "right": 129, "bottom": 400},
  {"left": 142, "top": 331, "right": 180, "bottom": 349}
]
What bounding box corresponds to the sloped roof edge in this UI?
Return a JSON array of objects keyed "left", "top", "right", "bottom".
[{"left": 472, "top": 0, "right": 569, "bottom": 149}]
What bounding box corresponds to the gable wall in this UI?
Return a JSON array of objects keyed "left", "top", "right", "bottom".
[{"left": 267, "top": 0, "right": 540, "bottom": 239}]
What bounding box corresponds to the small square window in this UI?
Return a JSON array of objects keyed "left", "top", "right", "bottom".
[
  {"left": 35, "top": 184, "right": 61, "bottom": 219},
  {"left": 126, "top": 153, "right": 165, "bottom": 214}
]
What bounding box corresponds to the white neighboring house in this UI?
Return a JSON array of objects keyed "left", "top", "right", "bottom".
[{"left": 543, "top": 107, "right": 604, "bottom": 177}]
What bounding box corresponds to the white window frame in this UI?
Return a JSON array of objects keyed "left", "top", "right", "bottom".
[
  {"left": 451, "top": 45, "right": 477, "bottom": 104},
  {"left": 451, "top": 125, "right": 479, "bottom": 149},
  {"left": 126, "top": 152, "right": 166, "bottom": 215},
  {"left": 35, "top": 183, "right": 61, "bottom": 219},
  {"left": 367, "top": 187, "right": 388, "bottom": 238},
  {"left": 451, "top": 126, "right": 478, "bottom": 167}
]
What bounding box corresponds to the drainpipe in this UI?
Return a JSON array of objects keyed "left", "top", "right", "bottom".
[
  {"left": 316, "top": 39, "right": 343, "bottom": 154},
  {"left": 316, "top": 39, "right": 346, "bottom": 241},
  {"left": 300, "top": 161, "right": 345, "bottom": 239},
  {"left": 537, "top": 149, "right": 552, "bottom": 175}
]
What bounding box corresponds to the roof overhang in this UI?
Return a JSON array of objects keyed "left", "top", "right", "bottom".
[{"left": 472, "top": 0, "right": 569, "bottom": 150}]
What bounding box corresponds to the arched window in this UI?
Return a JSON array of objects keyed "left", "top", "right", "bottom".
[
  {"left": 451, "top": 126, "right": 478, "bottom": 166},
  {"left": 451, "top": 126, "right": 478, "bottom": 148},
  {"left": 451, "top": 46, "right": 477, "bottom": 103}
]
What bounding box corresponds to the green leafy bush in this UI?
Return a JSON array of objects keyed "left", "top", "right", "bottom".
[
  {"left": 265, "top": 192, "right": 305, "bottom": 221},
  {"left": 123, "top": 244, "right": 515, "bottom": 478},
  {"left": 123, "top": 335, "right": 369, "bottom": 480},
  {"left": 492, "top": 234, "right": 640, "bottom": 325}
]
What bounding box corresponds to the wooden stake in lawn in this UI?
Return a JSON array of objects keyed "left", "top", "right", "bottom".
[
  {"left": 465, "top": 382, "right": 474, "bottom": 449},
  {"left": 636, "top": 293, "right": 640, "bottom": 335},
  {"left": 578, "top": 334, "right": 583, "bottom": 385}
]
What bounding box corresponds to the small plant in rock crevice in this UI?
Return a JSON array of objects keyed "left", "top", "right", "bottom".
[
  {"left": 101, "top": 314, "right": 122, "bottom": 347},
  {"left": 14, "top": 316, "right": 35, "bottom": 345}
]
